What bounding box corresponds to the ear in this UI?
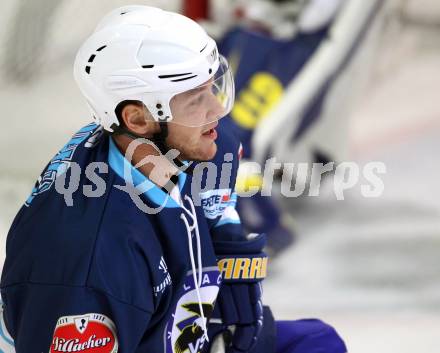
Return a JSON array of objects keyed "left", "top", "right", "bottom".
[{"left": 121, "top": 104, "right": 158, "bottom": 136}]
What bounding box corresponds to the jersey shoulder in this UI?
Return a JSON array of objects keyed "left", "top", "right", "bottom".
[{"left": 2, "top": 125, "right": 161, "bottom": 311}]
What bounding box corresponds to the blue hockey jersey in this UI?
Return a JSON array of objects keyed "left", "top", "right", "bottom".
[{"left": 0, "top": 122, "right": 246, "bottom": 353}]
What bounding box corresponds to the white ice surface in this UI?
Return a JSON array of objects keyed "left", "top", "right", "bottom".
[{"left": 263, "top": 22, "right": 440, "bottom": 353}]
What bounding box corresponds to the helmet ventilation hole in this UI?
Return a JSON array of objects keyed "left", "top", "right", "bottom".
[{"left": 200, "top": 43, "right": 208, "bottom": 53}]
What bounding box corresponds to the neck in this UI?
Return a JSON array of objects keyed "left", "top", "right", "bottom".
[{"left": 112, "top": 133, "right": 179, "bottom": 189}]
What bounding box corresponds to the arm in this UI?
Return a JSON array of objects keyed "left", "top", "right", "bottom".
[
  {"left": 206, "top": 132, "right": 272, "bottom": 352},
  {"left": 1, "top": 284, "right": 152, "bottom": 353},
  {"left": 210, "top": 233, "right": 267, "bottom": 353}
]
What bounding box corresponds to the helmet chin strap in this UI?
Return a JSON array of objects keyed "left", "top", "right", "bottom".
[{"left": 151, "top": 122, "right": 175, "bottom": 161}]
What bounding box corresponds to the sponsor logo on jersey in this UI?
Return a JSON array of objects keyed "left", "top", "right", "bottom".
[
  {"left": 199, "top": 189, "right": 233, "bottom": 219},
  {"left": 154, "top": 256, "right": 172, "bottom": 297},
  {"left": 165, "top": 268, "right": 221, "bottom": 353},
  {"left": 50, "top": 313, "right": 117, "bottom": 353}
]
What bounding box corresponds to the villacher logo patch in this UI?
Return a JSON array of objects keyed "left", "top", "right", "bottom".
[{"left": 50, "top": 313, "right": 118, "bottom": 353}]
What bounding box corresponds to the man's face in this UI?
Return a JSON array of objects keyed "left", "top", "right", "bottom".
[{"left": 165, "top": 81, "right": 225, "bottom": 161}]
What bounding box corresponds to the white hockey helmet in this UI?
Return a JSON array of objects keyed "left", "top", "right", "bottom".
[{"left": 74, "top": 6, "right": 234, "bottom": 131}]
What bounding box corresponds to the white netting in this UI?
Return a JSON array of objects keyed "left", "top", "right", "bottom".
[
  {"left": 2, "top": 0, "right": 440, "bottom": 87},
  {"left": 0, "top": 0, "right": 181, "bottom": 86}
]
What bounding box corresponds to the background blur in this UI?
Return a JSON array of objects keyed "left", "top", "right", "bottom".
[{"left": 0, "top": 0, "right": 439, "bottom": 352}]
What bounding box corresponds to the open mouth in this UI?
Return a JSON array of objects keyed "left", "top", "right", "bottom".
[
  {"left": 202, "top": 124, "right": 218, "bottom": 139},
  {"left": 202, "top": 128, "right": 217, "bottom": 138}
]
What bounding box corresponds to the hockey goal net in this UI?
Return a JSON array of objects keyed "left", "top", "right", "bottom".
[
  {"left": 1, "top": 0, "right": 439, "bottom": 88},
  {"left": 0, "top": 0, "right": 209, "bottom": 86}
]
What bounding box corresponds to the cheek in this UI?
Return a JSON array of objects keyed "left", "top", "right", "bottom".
[
  {"left": 167, "top": 125, "right": 201, "bottom": 146},
  {"left": 177, "top": 105, "right": 207, "bottom": 127},
  {"left": 190, "top": 106, "right": 210, "bottom": 126},
  {"left": 182, "top": 126, "right": 202, "bottom": 143}
]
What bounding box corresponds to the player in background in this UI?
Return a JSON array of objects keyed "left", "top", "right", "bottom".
[
  {"left": 188, "top": 0, "right": 382, "bottom": 257},
  {"left": 0, "top": 6, "right": 346, "bottom": 353},
  {"left": 217, "top": 0, "right": 343, "bottom": 257}
]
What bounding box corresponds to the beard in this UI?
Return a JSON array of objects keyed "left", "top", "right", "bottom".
[
  {"left": 166, "top": 125, "right": 218, "bottom": 162},
  {"left": 167, "top": 136, "right": 217, "bottom": 162}
]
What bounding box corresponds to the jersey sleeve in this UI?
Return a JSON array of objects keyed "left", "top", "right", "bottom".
[
  {"left": 1, "top": 284, "right": 152, "bottom": 353},
  {"left": 0, "top": 182, "right": 159, "bottom": 353}
]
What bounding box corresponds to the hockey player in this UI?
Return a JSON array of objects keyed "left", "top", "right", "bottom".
[{"left": 0, "top": 6, "right": 346, "bottom": 353}]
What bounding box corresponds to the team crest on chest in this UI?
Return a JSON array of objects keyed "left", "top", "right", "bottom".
[{"left": 165, "top": 268, "right": 221, "bottom": 353}]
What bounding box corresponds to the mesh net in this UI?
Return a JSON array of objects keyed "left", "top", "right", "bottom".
[{"left": 0, "top": 0, "right": 182, "bottom": 86}]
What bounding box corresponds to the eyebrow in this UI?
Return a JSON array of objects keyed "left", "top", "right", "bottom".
[
  {"left": 181, "top": 79, "right": 213, "bottom": 101},
  {"left": 187, "top": 84, "right": 210, "bottom": 99}
]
